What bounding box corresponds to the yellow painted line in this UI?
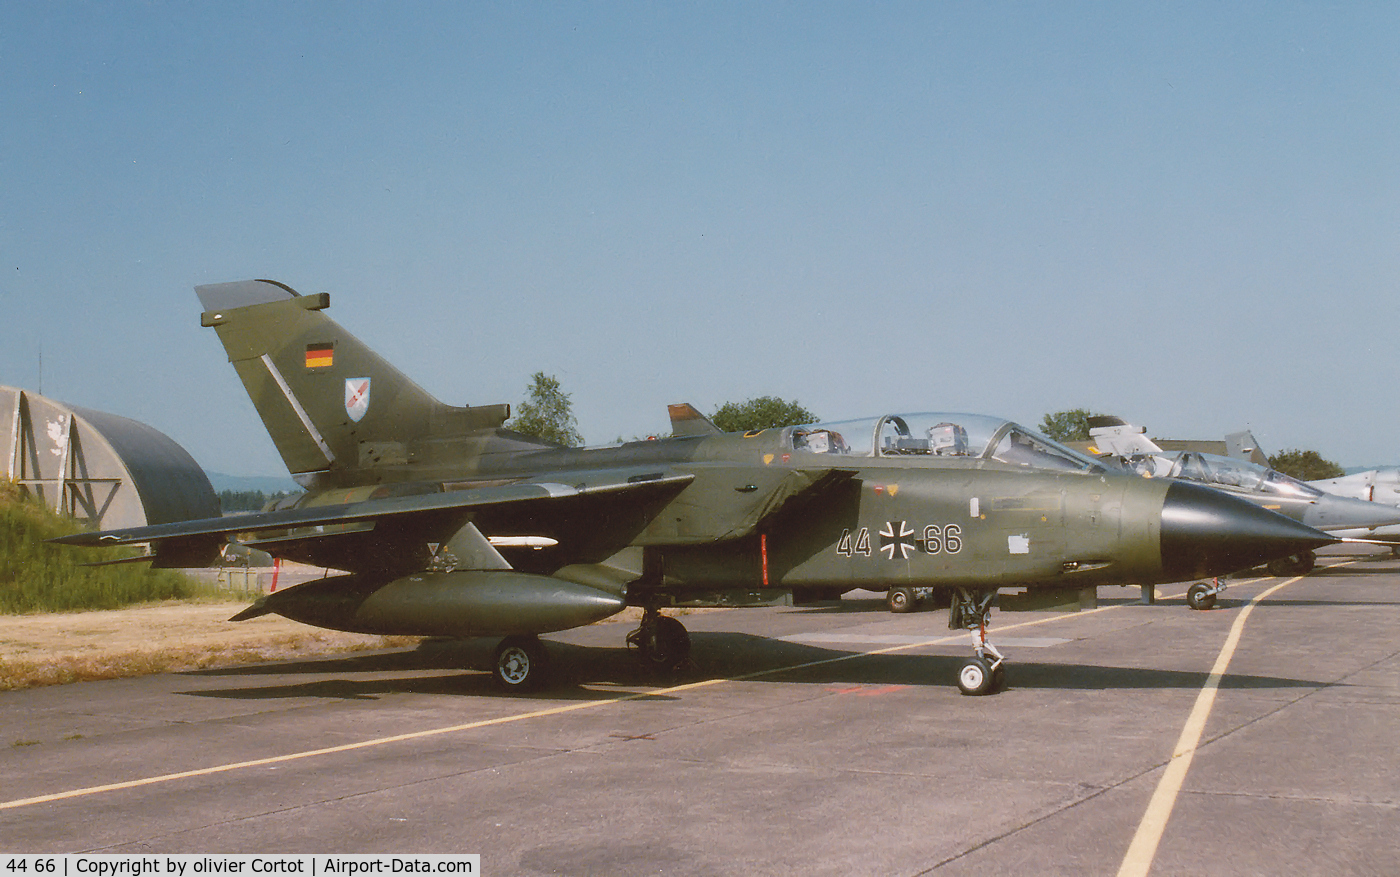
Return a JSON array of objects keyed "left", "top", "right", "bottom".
[
  {"left": 0, "top": 678, "right": 721, "bottom": 811},
  {"left": 0, "top": 576, "right": 1274, "bottom": 812},
  {"left": 1115, "top": 564, "right": 1352, "bottom": 877}
]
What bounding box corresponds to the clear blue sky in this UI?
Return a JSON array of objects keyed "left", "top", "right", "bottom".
[{"left": 3, "top": 2, "right": 1397, "bottom": 476}]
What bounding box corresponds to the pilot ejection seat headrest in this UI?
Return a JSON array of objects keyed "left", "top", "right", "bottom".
[{"left": 928, "top": 422, "right": 968, "bottom": 456}]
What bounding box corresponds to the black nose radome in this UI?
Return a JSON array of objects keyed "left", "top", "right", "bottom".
[{"left": 1161, "top": 481, "right": 1336, "bottom": 580}]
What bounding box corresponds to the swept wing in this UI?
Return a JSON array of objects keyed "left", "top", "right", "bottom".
[{"left": 52, "top": 470, "right": 695, "bottom": 567}]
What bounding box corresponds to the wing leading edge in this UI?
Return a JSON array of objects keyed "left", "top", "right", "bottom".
[{"left": 51, "top": 471, "right": 696, "bottom": 567}]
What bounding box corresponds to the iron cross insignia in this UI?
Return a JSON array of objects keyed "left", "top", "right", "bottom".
[{"left": 880, "top": 521, "right": 917, "bottom": 560}]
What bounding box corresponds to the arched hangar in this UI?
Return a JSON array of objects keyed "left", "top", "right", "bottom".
[{"left": 2, "top": 386, "right": 220, "bottom": 531}]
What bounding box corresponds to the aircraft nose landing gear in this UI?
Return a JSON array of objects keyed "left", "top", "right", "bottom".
[
  {"left": 1186, "top": 578, "right": 1224, "bottom": 611},
  {"left": 951, "top": 588, "right": 1005, "bottom": 695}
]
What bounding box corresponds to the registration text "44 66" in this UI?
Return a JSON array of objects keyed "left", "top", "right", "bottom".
[{"left": 836, "top": 523, "right": 963, "bottom": 558}]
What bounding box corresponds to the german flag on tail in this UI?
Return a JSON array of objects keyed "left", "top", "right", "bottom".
[{"left": 305, "top": 343, "right": 334, "bottom": 369}]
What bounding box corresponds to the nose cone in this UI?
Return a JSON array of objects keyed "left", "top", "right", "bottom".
[
  {"left": 1302, "top": 493, "right": 1400, "bottom": 532},
  {"left": 1161, "top": 481, "right": 1336, "bottom": 580}
]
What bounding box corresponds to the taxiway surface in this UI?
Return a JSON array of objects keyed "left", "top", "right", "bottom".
[{"left": 2, "top": 551, "right": 1397, "bottom": 875}]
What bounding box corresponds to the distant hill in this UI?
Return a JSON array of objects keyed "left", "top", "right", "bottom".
[{"left": 206, "top": 472, "right": 301, "bottom": 494}]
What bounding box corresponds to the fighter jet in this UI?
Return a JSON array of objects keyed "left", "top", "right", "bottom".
[
  {"left": 1216, "top": 431, "right": 1400, "bottom": 555},
  {"left": 53, "top": 281, "right": 1334, "bottom": 695},
  {"left": 1311, "top": 468, "right": 1400, "bottom": 507},
  {"left": 1083, "top": 417, "right": 1400, "bottom": 599},
  {"left": 1308, "top": 469, "right": 1400, "bottom": 556}
]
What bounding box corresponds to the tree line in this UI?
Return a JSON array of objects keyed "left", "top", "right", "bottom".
[
  {"left": 219, "top": 490, "right": 300, "bottom": 513},
  {"left": 507, "top": 371, "right": 816, "bottom": 445}
]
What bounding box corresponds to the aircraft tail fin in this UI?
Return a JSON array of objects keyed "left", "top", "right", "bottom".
[
  {"left": 1225, "top": 430, "right": 1269, "bottom": 465},
  {"left": 196, "top": 279, "right": 510, "bottom": 479},
  {"left": 1086, "top": 415, "right": 1162, "bottom": 457},
  {"left": 668, "top": 403, "right": 722, "bottom": 437}
]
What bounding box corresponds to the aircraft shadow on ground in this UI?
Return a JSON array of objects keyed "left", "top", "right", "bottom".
[
  {"left": 1309, "top": 566, "right": 1400, "bottom": 578},
  {"left": 786, "top": 598, "right": 909, "bottom": 615},
  {"left": 794, "top": 595, "right": 1170, "bottom": 617},
  {"left": 1246, "top": 598, "right": 1400, "bottom": 608},
  {"left": 178, "top": 630, "right": 1327, "bottom": 702}
]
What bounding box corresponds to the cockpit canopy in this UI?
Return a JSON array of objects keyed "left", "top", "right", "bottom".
[
  {"left": 786, "top": 412, "right": 1107, "bottom": 473},
  {"left": 1129, "top": 451, "right": 1322, "bottom": 500}
]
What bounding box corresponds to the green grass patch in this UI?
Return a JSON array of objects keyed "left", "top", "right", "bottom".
[{"left": 0, "top": 481, "right": 197, "bottom": 613}]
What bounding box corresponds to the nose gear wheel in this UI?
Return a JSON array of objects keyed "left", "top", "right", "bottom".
[
  {"left": 1187, "top": 578, "right": 1223, "bottom": 611},
  {"left": 951, "top": 588, "right": 1005, "bottom": 695}
]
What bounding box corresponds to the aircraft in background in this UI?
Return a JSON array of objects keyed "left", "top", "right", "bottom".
[
  {"left": 1082, "top": 416, "right": 1400, "bottom": 603},
  {"left": 1312, "top": 469, "right": 1400, "bottom": 556},
  {"left": 56, "top": 281, "right": 1333, "bottom": 694},
  {"left": 1209, "top": 429, "right": 1400, "bottom": 556},
  {"left": 1311, "top": 468, "right": 1400, "bottom": 508},
  {"left": 1148, "top": 428, "right": 1270, "bottom": 466}
]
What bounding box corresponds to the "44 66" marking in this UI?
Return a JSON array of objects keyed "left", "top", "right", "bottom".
[{"left": 836, "top": 523, "right": 963, "bottom": 558}]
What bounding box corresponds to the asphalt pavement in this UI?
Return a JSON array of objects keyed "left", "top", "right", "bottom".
[{"left": 1, "top": 548, "right": 1396, "bottom": 875}]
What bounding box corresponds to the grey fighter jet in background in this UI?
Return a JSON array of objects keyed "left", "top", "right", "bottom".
[
  {"left": 1206, "top": 428, "right": 1400, "bottom": 556},
  {"left": 1084, "top": 417, "right": 1400, "bottom": 599},
  {"left": 1100, "top": 419, "right": 1400, "bottom": 547},
  {"left": 55, "top": 282, "right": 1334, "bottom": 694},
  {"left": 1312, "top": 468, "right": 1400, "bottom": 508},
  {"left": 1190, "top": 426, "right": 1400, "bottom": 519},
  {"left": 1312, "top": 469, "right": 1400, "bottom": 556}
]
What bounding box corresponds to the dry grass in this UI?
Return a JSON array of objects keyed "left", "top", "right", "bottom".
[
  {"left": 0, "top": 601, "right": 418, "bottom": 690},
  {"left": 0, "top": 599, "right": 723, "bottom": 691}
]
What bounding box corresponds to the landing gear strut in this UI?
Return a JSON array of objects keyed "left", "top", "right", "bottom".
[
  {"left": 626, "top": 606, "right": 691, "bottom": 673},
  {"left": 1186, "top": 578, "right": 1223, "bottom": 611},
  {"left": 950, "top": 588, "right": 1005, "bottom": 695}
]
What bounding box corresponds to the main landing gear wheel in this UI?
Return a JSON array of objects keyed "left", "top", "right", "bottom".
[
  {"left": 627, "top": 610, "right": 691, "bottom": 673},
  {"left": 887, "top": 586, "right": 916, "bottom": 613},
  {"left": 493, "top": 634, "right": 549, "bottom": 691},
  {"left": 1267, "top": 550, "right": 1316, "bottom": 577},
  {"left": 1186, "top": 582, "right": 1217, "bottom": 611}
]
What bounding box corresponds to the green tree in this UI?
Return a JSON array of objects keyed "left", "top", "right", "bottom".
[
  {"left": 1038, "top": 408, "right": 1104, "bottom": 443},
  {"left": 218, "top": 490, "right": 298, "bottom": 513},
  {"left": 509, "top": 372, "right": 583, "bottom": 447},
  {"left": 1268, "top": 449, "right": 1346, "bottom": 481},
  {"left": 711, "top": 397, "right": 817, "bottom": 433}
]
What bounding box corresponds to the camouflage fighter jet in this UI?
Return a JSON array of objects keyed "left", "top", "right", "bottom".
[{"left": 54, "top": 281, "right": 1335, "bottom": 695}]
